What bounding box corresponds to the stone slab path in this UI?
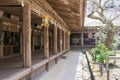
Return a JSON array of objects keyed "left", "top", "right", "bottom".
[{"left": 38, "top": 50, "right": 90, "bottom": 80}]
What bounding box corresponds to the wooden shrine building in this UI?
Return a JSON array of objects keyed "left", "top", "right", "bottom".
[{"left": 0, "top": 0, "right": 86, "bottom": 80}]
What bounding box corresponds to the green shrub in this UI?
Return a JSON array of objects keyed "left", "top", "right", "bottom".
[{"left": 93, "top": 42, "right": 112, "bottom": 63}]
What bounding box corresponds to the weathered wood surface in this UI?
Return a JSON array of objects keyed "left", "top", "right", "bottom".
[
  {"left": 0, "top": 0, "right": 86, "bottom": 32},
  {"left": 44, "top": 26, "right": 49, "bottom": 58},
  {"left": 22, "top": 3, "right": 31, "bottom": 67},
  {"left": 60, "top": 29, "right": 62, "bottom": 52},
  {"left": 54, "top": 25, "right": 58, "bottom": 54},
  {"left": 47, "top": 0, "right": 86, "bottom": 31},
  {"left": 0, "top": 19, "right": 3, "bottom": 58}
]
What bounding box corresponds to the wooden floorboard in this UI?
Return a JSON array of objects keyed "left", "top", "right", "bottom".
[{"left": 0, "top": 49, "right": 69, "bottom": 80}]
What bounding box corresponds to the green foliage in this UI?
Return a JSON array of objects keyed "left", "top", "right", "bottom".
[{"left": 93, "top": 42, "right": 112, "bottom": 63}]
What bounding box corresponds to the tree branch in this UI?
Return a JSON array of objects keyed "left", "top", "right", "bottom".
[
  {"left": 90, "top": 0, "right": 101, "bottom": 8},
  {"left": 90, "top": 0, "right": 105, "bottom": 15},
  {"left": 108, "top": 14, "right": 120, "bottom": 23},
  {"left": 88, "top": 11, "right": 103, "bottom": 22},
  {"left": 103, "top": 0, "right": 110, "bottom": 7}
]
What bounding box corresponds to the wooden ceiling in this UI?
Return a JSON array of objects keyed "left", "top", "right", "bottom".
[
  {"left": 46, "top": 0, "right": 86, "bottom": 31},
  {"left": 0, "top": 0, "right": 86, "bottom": 32}
]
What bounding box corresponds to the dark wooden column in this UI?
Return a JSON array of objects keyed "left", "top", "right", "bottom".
[
  {"left": 44, "top": 26, "right": 49, "bottom": 58},
  {"left": 54, "top": 26, "right": 58, "bottom": 54},
  {"left": 68, "top": 34, "right": 70, "bottom": 49},
  {"left": 67, "top": 34, "right": 69, "bottom": 49},
  {"left": 65, "top": 32, "right": 67, "bottom": 49},
  {"left": 20, "top": 27, "right": 23, "bottom": 55},
  {"left": 67, "top": 33, "right": 70, "bottom": 49},
  {"left": 66, "top": 33, "right": 68, "bottom": 49},
  {"left": 22, "top": 3, "right": 31, "bottom": 67},
  {"left": 62, "top": 30, "right": 64, "bottom": 50},
  {"left": 60, "top": 29, "right": 62, "bottom": 52},
  {"left": 81, "top": 32, "right": 84, "bottom": 46},
  {"left": 0, "top": 19, "right": 3, "bottom": 58},
  {"left": 57, "top": 28, "right": 60, "bottom": 53},
  {"left": 63, "top": 31, "right": 66, "bottom": 50},
  {"left": 40, "top": 33, "right": 43, "bottom": 50},
  {"left": 31, "top": 31, "right": 34, "bottom": 52}
]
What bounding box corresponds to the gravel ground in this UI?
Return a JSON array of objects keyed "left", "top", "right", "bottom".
[
  {"left": 87, "top": 51, "right": 120, "bottom": 80},
  {"left": 106, "top": 60, "right": 120, "bottom": 80}
]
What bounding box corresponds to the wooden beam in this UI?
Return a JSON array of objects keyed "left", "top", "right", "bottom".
[
  {"left": 55, "top": 10, "right": 73, "bottom": 19},
  {"left": 0, "top": 5, "right": 21, "bottom": 7},
  {"left": 54, "top": 25, "right": 58, "bottom": 54},
  {"left": 50, "top": 6, "right": 71, "bottom": 13},
  {"left": 2, "top": 17, "right": 22, "bottom": 25},
  {"left": 0, "top": 0, "right": 19, "bottom": 4},
  {"left": 44, "top": 26, "right": 49, "bottom": 58},
  {"left": 47, "top": 1, "right": 71, "bottom": 12},
  {"left": 62, "top": 17, "right": 73, "bottom": 22},
  {"left": 22, "top": 3, "right": 31, "bottom": 68},
  {"left": 31, "top": 0, "right": 69, "bottom": 32}
]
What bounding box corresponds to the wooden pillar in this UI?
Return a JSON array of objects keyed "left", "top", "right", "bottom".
[
  {"left": 65, "top": 33, "right": 67, "bottom": 49},
  {"left": 22, "top": 3, "right": 31, "bottom": 67},
  {"left": 20, "top": 28, "right": 23, "bottom": 54},
  {"left": 60, "top": 29, "right": 62, "bottom": 52},
  {"left": 63, "top": 31, "right": 66, "bottom": 50},
  {"left": 68, "top": 34, "right": 70, "bottom": 49},
  {"left": 44, "top": 26, "right": 49, "bottom": 58},
  {"left": 67, "top": 34, "right": 69, "bottom": 49},
  {"left": 81, "top": 32, "right": 84, "bottom": 46},
  {"left": 0, "top": 20, "right": 3, "bottom": 58},
  {"left": 31, "top": 31, "right": 34, "bottom": 52},
  {"left": 40, "top": 33, "right": 43, "bottom": 50},
  {"left": 0, "top": 11, "right": 4, "bottom": 58},
  {"left": 62, "top": 31, "right": 64, "bottom": 50},
  {"left": 57, "top": 28, "right": 60, "bottom": 52},
  {"left": 54, "top": 26, "right": 58, "bottom": 54}
]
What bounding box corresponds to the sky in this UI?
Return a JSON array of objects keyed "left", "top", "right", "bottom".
[{"left": 84, "top": 0, "right": 120, "bottom": 26}]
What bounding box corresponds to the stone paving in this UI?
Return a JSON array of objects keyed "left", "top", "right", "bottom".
[
  {"left": 82, "top": 54, "right": 91, "bottom": 80},
  {"left": 38, "top": 50, "right": 91, "bottom": 80}
]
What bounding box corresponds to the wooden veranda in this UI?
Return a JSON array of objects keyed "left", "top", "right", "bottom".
[{"left": 0, "top": 0, "right": 86, "bottom": 80}]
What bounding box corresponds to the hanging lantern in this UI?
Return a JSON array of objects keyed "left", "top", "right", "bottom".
[
  {"left": 41, "top": 15, "right": 50, "bottom": 27},
  {"left": 68, "top": 31, "right": 71, "bottom": 36}
]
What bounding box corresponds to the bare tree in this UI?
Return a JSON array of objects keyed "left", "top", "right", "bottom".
[{"left": 87, "top": 0, "right": 120, "bottom": 50}]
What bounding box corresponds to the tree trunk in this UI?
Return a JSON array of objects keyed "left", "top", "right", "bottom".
[
  {"left": 99, "top": 63, "right": 103, "bottom": 75},
  {"left": 105, "top": 29, "right": 114, "bottom": 50},
  {"left": 105, "top": 23, "right": 114, "bottom": 50}
]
